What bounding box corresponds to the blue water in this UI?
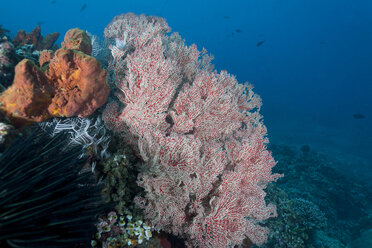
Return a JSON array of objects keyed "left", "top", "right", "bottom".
[
  {"left": 1, "top": 0, "right": 372, "bottom": 246},
  {"left": 3, "top": 1, "right": 371, "bottom": 179}
]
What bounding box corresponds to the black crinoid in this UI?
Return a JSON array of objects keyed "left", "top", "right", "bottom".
[{"left": 0, "top": 127, "right": 107, "bottom": 248}]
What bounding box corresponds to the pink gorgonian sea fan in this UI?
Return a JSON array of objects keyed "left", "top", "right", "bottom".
[{"left": 102, "top": 13, "right": 282, "bottom": 248}]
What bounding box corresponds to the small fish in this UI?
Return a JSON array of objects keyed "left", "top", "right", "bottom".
[
  {"left": 320, "top": 41, "right": 328, "bottom": 45},
  {"left": 0, "top": 25, "right": 9, "bottom": 35},
  {"left": 80, "top": 3, "right": 87, "bottom": 12},
  {"left": 235, "top": 29, "right": 243, "bottom": 33},
  {"left": 223, "top": 15, "right": 231, "bottom": 19},
  {"left": 256, "top": 40, "right": 265, "bottom": 47},
  {"left": 36, "top": 21, "right": 45, "bottom": 26},
  {"left": 353, "top": 113, "right": 365, "bottom": 119},
  {"left": 51, "top": 0, "right": 56, "bottom": 3}
]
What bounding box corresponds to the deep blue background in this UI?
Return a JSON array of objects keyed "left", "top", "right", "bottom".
[{"left": 1, "top": 0, "right": 371, "bottom": 182}]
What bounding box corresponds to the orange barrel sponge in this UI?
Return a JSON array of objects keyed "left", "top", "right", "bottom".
[
  {"left": 0, "top": 59, "right": 54, "bottom": 126},
  {"left": 46, "top": 48, "right": 109, "bottom": 118},
  {"left": 62, "top": 28, "right": 93, "bottom": 55},
  {"left": 0, "top": 28, "right": 109, "bottom": 127}
]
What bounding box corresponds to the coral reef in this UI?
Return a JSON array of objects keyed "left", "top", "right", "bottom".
[
  {"left": 0, "top": 39, "right": 18, "bottom": 89},
  {"left": 1, "top": 12, "right": 370, "bottom": 248},
  {"left": 39, "top": 49, "right": 54, "bottom": 67},
  {"left": 102, "top": 13, "right": 281, "bottom": 247},
  {"left": 350, "top": 228, "right": 372, "bottom": 248},
  {"left": 257, "top": 144, "right": 372, "bottom": 248},
  {"left": 13, "top": 25, "right": 59, "bottom": 51},
  {"left": 260, "top": 185, "right": 329, "bottom": 248},
  {"left": 0, "top": 122, "right": 14, "bottom": 149},
  {"left": 101, "top": 145, "right": 142, "bottom": 214},
  {"left": 14, "top": 44, "right": 39, "bottom": 64},
  {"left": 0, "top": 28, "right": 110, "bottom": 127},
  {"left": 0, "top": 111, "right": 17, "bottom": 152},
  {"left": 92, "top": 211, "right": 155, "bottom": 247},
  {"left": 0, "top": 25, "right": 9, "bottom": 38}
]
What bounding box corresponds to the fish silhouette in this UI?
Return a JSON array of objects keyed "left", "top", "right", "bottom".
[
  {"left": 353, "top": 113, "right": 365, "bottom": 119},
  {"left": 256, "top": 40, "right": 265, "bottom": 47},
  {"left": 80, "top": 3, "right": 87, "bottom": 12}
]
